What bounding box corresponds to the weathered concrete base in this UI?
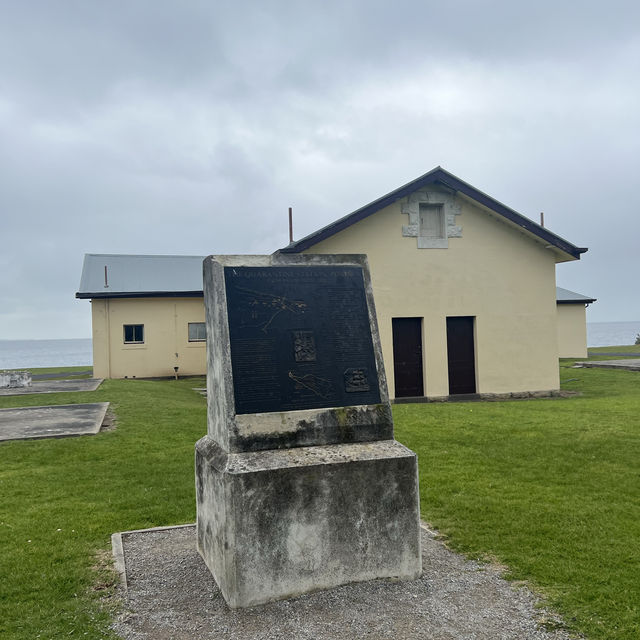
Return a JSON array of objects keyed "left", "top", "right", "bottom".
[
  {"left": 0, "top": 402, "right": 109, "bottom": 441},
  {"left": 0, "top": 370, "right": 31, "bottom": 388},
  {"left": 195, "top": 437, "right": 421, "bottom": 608}
]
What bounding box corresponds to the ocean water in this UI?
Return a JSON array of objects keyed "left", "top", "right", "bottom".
[
  {"left": 0, "top": 324, "right": 637, "bottom": 369},
  {"left": 587, "top": 321, "right": 640, "bottom": 348},
  {"left": 0, "top": 339, "right": 92, "bottom": 369}
]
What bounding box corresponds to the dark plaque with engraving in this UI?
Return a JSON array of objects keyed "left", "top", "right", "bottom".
[{"left": 224, "top": 265, "right": 381, "bottom": 414}]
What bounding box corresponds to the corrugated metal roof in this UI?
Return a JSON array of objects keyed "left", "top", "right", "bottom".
[
  {"left": 76, "top": 254, "right": 205, "bottom": 298},
  {"left": 556, "top": 286, "right": 597, "bottom": 304},
  {"left": 77, "top": 255, "right": 597, "bottom": 306}
]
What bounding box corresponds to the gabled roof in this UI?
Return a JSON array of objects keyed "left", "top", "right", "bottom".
[
  {"left": 556, "top": 286, "right": 597, "bottom": 305},
  {"left": 279, "top": 166, "right": 587, "bottom": 260},
  {"left": 76, "top": 254, "right": 205, "bottom": 299}
]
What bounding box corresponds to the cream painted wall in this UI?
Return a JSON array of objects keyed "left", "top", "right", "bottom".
[
  {"left": 304, "top": 190, "right": 561, "bottom": 397},
  {"left": 557, "top": 304, "right": 588, "bottom": 358},
  {"left": 91, "top": 297, "right": 206, "bottom": 379}
]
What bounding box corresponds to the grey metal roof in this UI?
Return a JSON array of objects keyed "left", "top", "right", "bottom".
[
  {"left": 279, "top": 166, "right": 587, "bottom": 261},
  {"left": 556, "top": 286, "right": 597, "bottom": 304},
  {"left": 77, "top": 255, "right": 597, "bottom": 306},
  {"left": 76, "top": 254, "right": 206, "bottom": 299}
]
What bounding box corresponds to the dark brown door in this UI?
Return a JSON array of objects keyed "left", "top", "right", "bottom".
[
  {"left": 447, "top": 316, "right": 476, "bottom": 394},
  {"left": 392, "top": 318, "right": 424, "bottom": 397}
]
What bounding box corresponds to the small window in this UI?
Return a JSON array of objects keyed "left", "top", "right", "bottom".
[
  {"left": 123, "top": 324, "right": 144, "bottom": 344},
  {"left": 419, "top": 203, "right": 445, "bottom": 239},
  {"left": 188, "top": 322, "right": 206, "bottom": 342}
]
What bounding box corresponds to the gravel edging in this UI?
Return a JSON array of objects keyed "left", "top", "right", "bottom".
[{"left": 111, "top": 523, "right": 574, "bottom": 640}]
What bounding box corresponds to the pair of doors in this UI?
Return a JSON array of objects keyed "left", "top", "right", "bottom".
[{"left": 392, "top": 317, "right": 476, "bottom": 397}]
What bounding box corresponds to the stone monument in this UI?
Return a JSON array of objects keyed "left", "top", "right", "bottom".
[{"left": 195, "top": 253, "right": 421, "bottom": 608}]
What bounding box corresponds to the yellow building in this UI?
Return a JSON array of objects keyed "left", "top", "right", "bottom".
[
  {"left": 556, "top": 287, "right": 597, "bottom": 358},
  {"left": 279, "top": 167, "right": 587, "bottom": 399},
  {"left": 76, "top": 254, "right": 207, "bottom": 379},
  {"left": 77, "top": 167, "right": 590, "bottom": 398}
]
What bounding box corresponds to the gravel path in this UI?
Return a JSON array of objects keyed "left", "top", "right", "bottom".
[{"left": 112, "top": 524, "right": 573, "bottom": 640}]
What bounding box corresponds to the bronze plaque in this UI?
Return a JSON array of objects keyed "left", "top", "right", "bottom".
[{"left": 224, "top": 265, "right": 381, "bottom": 414}]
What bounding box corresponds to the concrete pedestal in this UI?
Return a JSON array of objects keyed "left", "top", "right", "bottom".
[
  {"left": 195, "top": 436, "right": 421, "bottom": 608},
  {"left": 197, "top": 255, "right": 422, "bottom": 608}
]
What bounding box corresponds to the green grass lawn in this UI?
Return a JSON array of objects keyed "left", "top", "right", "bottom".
[
  {"left": 395, "top": 357, "right": 640, "bottom": 640},
  {"left": 0, "top": 374, "right": 207, "bottom": 639},
  {"left": 1, "top": 360, "right": 639, "bottom": 639},
  {"left": 587, "top": 344, "right": 640, "bottom": 358},
  {"left": 31, "top": 365, "right": 93, "bottom": 375}
]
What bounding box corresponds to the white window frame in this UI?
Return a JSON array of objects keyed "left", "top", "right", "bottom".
[{"left": 188, "top": 322, "right": 206, "bottom": 342}]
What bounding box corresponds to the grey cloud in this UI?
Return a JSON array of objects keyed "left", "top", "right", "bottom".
[{"left": 1, "top": 0, "right": 639, "bottom": 338}]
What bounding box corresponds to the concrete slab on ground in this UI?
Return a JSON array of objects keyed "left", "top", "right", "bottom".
[
  {"left": 0, "top": 402, "right": 109, "bottom": 442},
  {"left": 0, "top": 378, "right": 103, "bottom": 397},
  {"left": 576, "top": 359, "right": 640, "bottom": 371},
  {"left": 587, "top": 352, "right": 640, "bottom": 358},
  {"left": 111, "top": 524, "right": 571, "bottom": 640}
]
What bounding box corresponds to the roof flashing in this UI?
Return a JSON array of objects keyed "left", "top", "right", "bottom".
[{"left": 279, "top": 167, "right": 587, "bottom": 260}]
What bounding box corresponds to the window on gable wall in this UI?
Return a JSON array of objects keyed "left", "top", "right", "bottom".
[
  {"left": 188, "top": 322, "right": 206, "bottom": 342},
  {"left": 419, "top": 203, "right": 445, "bottom": 240}
]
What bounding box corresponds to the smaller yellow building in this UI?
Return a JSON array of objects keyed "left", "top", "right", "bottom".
[
  {"left": 76, "top": 254, "right": 207, "bottom": 379},
  {"left": 556, "top": 287, "right": 597, "bottom": 358}
]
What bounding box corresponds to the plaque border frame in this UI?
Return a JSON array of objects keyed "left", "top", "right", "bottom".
[{"left": 203, "top": 253, "right": 391, "bottom": 453}]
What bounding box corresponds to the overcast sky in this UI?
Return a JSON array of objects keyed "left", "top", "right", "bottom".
[{"left": 1, "top": 0, "right": 639, "bottom": 340}]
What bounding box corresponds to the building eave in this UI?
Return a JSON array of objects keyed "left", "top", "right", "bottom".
[
  {"left": 557, "top": 298, "right": 597, "bottom": 305},
  {"left": 75, "top": 290, "right": 204, "bottom": 300}
]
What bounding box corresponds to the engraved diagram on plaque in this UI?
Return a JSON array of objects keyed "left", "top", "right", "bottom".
[
  {"left": 344, "top": 368, "right": 370, "bottom": 393},
  {"left": 293, "top": 330, "right": 316, "bottom": 362}
]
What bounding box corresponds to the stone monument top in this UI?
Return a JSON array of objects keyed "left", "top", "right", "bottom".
[{"left": 204, "top": 253, "right": 393, "bottom": 453}]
